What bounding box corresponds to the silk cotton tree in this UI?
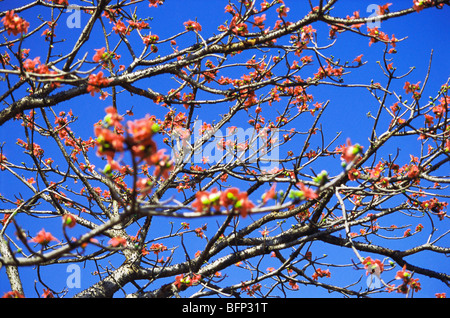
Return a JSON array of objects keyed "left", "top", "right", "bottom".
[{"left": 0, "top": 0, "right": 449, "bottom": 298}]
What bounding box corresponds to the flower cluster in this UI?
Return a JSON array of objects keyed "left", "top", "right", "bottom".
[
  {"left": 2, "top": 291, "right": 25, "bottom": 298},
  {"left": 1, "top": 11, "right": 30, "bottom": 36},
  {"left": 149, "top": 243, "right": 167, "bottom": 255},
  {"left": 93, "top": 47, "right": 120, "bottom": 69},
  {"left": 241, "top": 283, "right": 262, "bottom": 296},
  {"left": 46, "top": 0, "right": 69, "bottom": 5},
  {"left": 184, "top": 20, "right": 202, "bottom": 32},
  {"left": 312, "top": 268, "right": 331, "bottom": 281},
  {"left": 192, "top": 187, "right": 254, "bottom": 217},
  {"left": 148, "top": 0, "right": 164, "bottom": 8},
  {"left": 94, "top": 107, "right": 173, "bottom": 195},
  {"left": 108, "top": 236, "right": 127, "bottom": 247},
  {"left": 20, "top": 56, "right": 62, "bottom": 88},
  {"left": 0, "top": 153, "right": 7, "bottom": 171},
  {"left": 362, "top": 256, "right": 384, "bottom": 276},
  {"left": 87, "top": 71, "right": 112, "bottom": 97},
  {"left": 288, "top": 182, "right": 318, "bottom": 201},
  {"left": 366, "top": 27, "right": 397, "bottom": 51},
  {"left": 392, "top": 265, "right": 421, "bottom": 294},
  {"left": 420, "top": 197, "right": 448, "bottom": 220},
  {"left": 142, "top": 33, "right": 159, "bottom": 52},
  {"left": 404, "top": 81, "right": 421, "bottom": 100},
  {"left": 30, "top": 229, "right": 59, "bottom": 247},
  {"left": 62, "top": 214, "right": 77, "bottom": 228},
  {"left": 339, "top": 138, "right": 363, "bottom": 163},
  {"left": 413, "top": 0, "right": 444, "bottom": 12},
  {"left": 94, "top": 107, "right": 125, "bottom": 163},
  {"left": 174, "top": 273, "right": 201, "bottom": 290}
]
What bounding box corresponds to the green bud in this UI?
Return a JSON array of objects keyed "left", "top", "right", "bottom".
[
  {"left": 103, "top": 163, "right": 112, "bottom": 175},
  {"left": 200, "top": 196, "right": 210, "bottom": 205},
  {"left": 151, "top": 123, "right": 160, "bottom": 133},
  {"left": 104, "top": 114, "right": 112, "bottom": 125}
]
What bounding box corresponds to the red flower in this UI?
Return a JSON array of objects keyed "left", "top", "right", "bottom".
[
  {"left": 108, "top": 236, "right": 127, "bottom": 247},
  {"left": 289, "top": 280, "right": 299, "bottom": 290},
  {"left": 149, "top": 243, "right": 167, "bottom": 255},
  {"left": 367, "top": 27, "right": 389, "bottom": 46},
  {"left": 30, "top": 229, "right": 59, "bottom": 246},
  {"left": 412, "top": 0, "right": 437, "bottom": 12},
  {"left": 93, "top": 47, "right": 107, "bottom": 63},
  {"left": 277, "top": 5, "right": 290, "bottom": 18},
  {"left": 424, "top": 113, "right": 434, "bottom": 127},
  {"left": 87, "top": 71, "right": 112, "bottom": 96},
  {"left": 348, "top": 168, "right": 360, "bottom": 181},
  {"left": 148, "top": 0, "right": 164, "bottom": 7},
  {"left": 174, "top": 273, "right": 202, "bottom": 290},
  {"left": 62, "top": 214, "right": 77, "bottom": 228},
  {"left": 192, "top": 187, "right": 255, "bottom": 217},
  {"left": 143, "top": 34, "right": 159, "bottom": 46},
  {"left": 403, "top": 81, "right": 421, "bottom": 94},
  {"left": 262, "top": 183, "right": 277, "bottom": 204},
  {"left": 192, "top": 188, "right": 222, "bottom": 213},
  {"left": 1, "top": 11, "right": 30, "bottom": 36},
  {"left": 126, "top": 116, "right": 159, "bottom": 144},
  {"left": 341, "top": 138, "right": 363, "bottom": 163},
  {"left": 126, "top": 116, "right": 159, "bottom": 161},
  {"left": 395, "top": 265, "right": 411, "bottom": 281},
  {"left": 42, "top": 289, "right": 55, "bottom": 298},
  {"left": 220, "top": 188, "right": 254, "bottom": 217},
  {"left": 253, "top": 14, "right": 266, "bottom": 29},
  {"left": 2, "top": 291, "right": 25, "bottom": 298},
  {"left": 407, "top": 164, "right": 420, "bottom": 179},
  {"left": 46, "top": 0, "right": 69, "bottom": 5},
  {"left": 312, "top": 268, "right": 331, "bottom": 281},
  {"left": 378, "top": 3, "right": 392, "bottom": 15},
  {"left": 394, "top": 264, "right": 421, "bottom": 294},
  {"left": 104, "top": 106, "right": 123, "bottom": 129},
  {"left": 353, "top": 54, "right": 363, "bottom": 64},
  {"left": 184, "top": 20, "right": 202, "bottom": 32},
  {"left": 232, "top": 23, "right": 248, "bottom": 36},
  {"left": 362, "top": 256, "right": 384, "bottom": 275},
  {"left": 112, "top": 20, "right": 130, "bottom": 36},
  {"left": 94, "top": 125, "right": 125, "bottom": 159}
]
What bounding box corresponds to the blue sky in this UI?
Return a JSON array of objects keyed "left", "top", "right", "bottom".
[{"left": 1, "top": 0, "right": 450, "bottom": 298}]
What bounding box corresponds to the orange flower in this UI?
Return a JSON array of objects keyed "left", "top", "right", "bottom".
[
  {"left": 184, "top": 20, "right": 202, "bottom": 32},
  {"left": 87, "top": 71, "right": 112, "bottom": 96},
  {"left": 312, "top": 268, "right": 331, "bottom": 281},
  {"left": 341, "top": 138, "right": 363, "bottom": 163},
  {"left": 353, "top": 54, "right": 364, "bottom": 64},
  {"left": 407, "top": 164, "right": 420, "bottom": 179},
  {"left": 1, "top": 11, "right": 30, "bottom": 36},
  {"left": 150, "top": 243, "right": 167, "bottom": 255},
  {"left": 30, "top": 229, "right": 59, "bottom": 246},
  {"left": 362, "top": 256, "right": 384, "bottom": 275},
  {"left": 378, "top": 3, "right": 392, "bottom": 15},
  {"left": 192, "top": 188, "right": 222, "bottom": 213},
  {"left": 2, "top": 291, "right": 25, "bottom": 298},
  {"left": 262, "top": 183, "right": 277, "bottom": 204},
  {"left": 174, "top": 273, "right": 201, "bottom": 290},
  {"left": 62, "top": 214, "right": 77, "bottom": 228},
  {"left": 108, "top": 236, "right": 127, "bottom": 247}
]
